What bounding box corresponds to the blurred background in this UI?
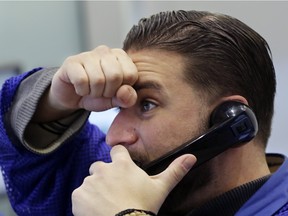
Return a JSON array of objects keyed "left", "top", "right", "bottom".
[{"left": 0, "top": 1, "right": 287, "bottom": 215}]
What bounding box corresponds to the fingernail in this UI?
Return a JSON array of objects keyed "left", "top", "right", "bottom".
[
  {"left": 121, "top": 87, "right": 136, "bottom": 106},
  {"left": 182, "top": 155, "right": 197, "bottom": 171}
]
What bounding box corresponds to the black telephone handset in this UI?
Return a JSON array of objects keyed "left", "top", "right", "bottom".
[{"left": 142, "top": 101, "right": 258, "bottom": 175}]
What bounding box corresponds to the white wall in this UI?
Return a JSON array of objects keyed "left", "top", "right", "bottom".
[{"left": 0, "top": 1, "right": 83, "bottom": 72}]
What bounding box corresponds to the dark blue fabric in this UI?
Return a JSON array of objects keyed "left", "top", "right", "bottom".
[
  {"left": 275, "top": 202, "right": 288, "bottom": 216},
  {"left": 0, "top": 68, "right": 111, "bottom": 215},
  {"left": 236, "top": 155, "right": 288, "bottom": 216}
]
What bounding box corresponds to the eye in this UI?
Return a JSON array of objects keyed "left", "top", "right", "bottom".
[{"left": 141, "top": 100, "right": 157, "bottom": 112}]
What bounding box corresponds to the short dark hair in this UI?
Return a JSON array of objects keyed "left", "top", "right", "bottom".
[{"left": 123, "top": 10, "right": 276, "bottom": 147}]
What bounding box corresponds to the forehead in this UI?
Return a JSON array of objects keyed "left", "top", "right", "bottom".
[{"left": 128, "top": 49, "right": 187, "bottom": 85}]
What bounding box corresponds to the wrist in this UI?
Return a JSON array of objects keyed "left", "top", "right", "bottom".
[{"left": 33, "top": 87, "right": 78, "bottom": 122}]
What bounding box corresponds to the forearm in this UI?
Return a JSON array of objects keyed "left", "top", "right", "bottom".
[
  {"left": 31, "top": 82, "right": 78, "bottom": 123},
  {"left": 8, "top": 67, "right": 57, "bottom": 138},
  {"left": 6, "top": 67, "right": 89, "bottom": 154}
]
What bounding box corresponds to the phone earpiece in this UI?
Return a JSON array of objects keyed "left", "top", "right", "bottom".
[
  {"left": 210, "top": 101, "right": 258, "bottom": 130},
  {"left": 143, "top": 101, "right": 258, "bottom": 175}
]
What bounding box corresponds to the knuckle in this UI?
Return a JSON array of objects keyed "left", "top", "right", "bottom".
[
  {"left": 63, "top": 55, "right": 77, "bottom": 64},
  {"left": 124, "top": 71, "right": 138, "bottom": 84},
  {"left": 74, "top": 78, "right": 90, "bottom": 97},
  {"left": 65, "top": 51, "right": 89, "bottom": 63},
  {"left": 89, "top": 161, "right": 105, "bottom": 174},
  {"left": 108, "top": 71, "right": 122, "bottom": 84},
  {"left": 82, "top": 175, "right": 93, "bottom": 184},
  {"left": 94, "top": 45, "right": 110, "bottom": 53},
  {"left": 74, "top": 76, "right": 88, "bottom": 86},
  {"left": 93, "top": 75, "right": 106, "bottom": 86},
  {"left": 112, "top": 48, "right": 126, "bottom": 55},
  {"left": 71, "top": 188, "right": 80, "bottom": 199}
]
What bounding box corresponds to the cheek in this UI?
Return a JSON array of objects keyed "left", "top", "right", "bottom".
[
  {"left": 142, "top": 110, "right": 207, "bottom": 161},
  {"left": 142, "top": 118, "right": 192, "bottom": 160}
]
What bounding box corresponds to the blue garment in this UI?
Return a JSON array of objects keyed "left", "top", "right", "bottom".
[
  {"left": 236, "top": 155, "right": 288, "bottom": 216},
  {"left": 0, "top": 68, "right": 111, "bottom": 215}
]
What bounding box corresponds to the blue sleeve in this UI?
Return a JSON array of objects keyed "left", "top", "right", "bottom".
[{"left": 0, "top": 69, "right": 111, "bottom": 216}]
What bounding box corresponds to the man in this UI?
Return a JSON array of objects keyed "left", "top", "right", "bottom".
[{"left": 0, "top": 10, "right": 287, "bottom": 216}]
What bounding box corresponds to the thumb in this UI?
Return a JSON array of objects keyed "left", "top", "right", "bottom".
[
  {"left": 112, "top": 85, "right": 137, "bottom": 108},
  {"left": 157, "top": 154, "right": 196, "bottom": 192}
]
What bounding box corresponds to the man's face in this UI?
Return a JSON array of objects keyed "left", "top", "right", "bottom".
[{"left": 106, "top": 49, "right": 209, "bottom": 167}]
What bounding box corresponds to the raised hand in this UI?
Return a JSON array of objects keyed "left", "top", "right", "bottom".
[
  {"left": 45, "top": 45, "right": 138, "bottom": 119},
  {"left": 72, "top": 145, "right": 196, "bottom": 216}
]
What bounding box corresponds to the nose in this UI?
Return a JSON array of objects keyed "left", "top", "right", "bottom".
[{"left": 106, "top": 109, "right": 138, "bottom": 147}]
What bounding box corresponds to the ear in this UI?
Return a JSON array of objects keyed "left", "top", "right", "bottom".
[
  {"left": 218, "top": 95, "right": 249, "bottom": 106},
  {"left": 209, "top": 95, "right": 249, "bottom": 115}
]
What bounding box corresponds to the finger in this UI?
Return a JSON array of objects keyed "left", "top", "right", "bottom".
[
  {"left": 80, "top": 53, "right": 106, "bottom": 97},
  {"left": 61, "top": 61, "right": 90, "bottom": 96},
  {"left": 110, "top": 145, "right": 132, "bottom": 162},
  {"left": 112, "top": 49, "right": 138, "bottom": 85},
  {"left": 100, "top": 54, "right": 123, "bottom": 97},
  {"left": 71, "top": 188, "right": 82, "bottom": 216},
  {"left": 89, "top": 161, "right": 106, "bottom": 175},
  {"left": 111, "top": 85, "right": 137, "bottom": 108},
  {"left": 157, "top": 154, "right": 196, "bottom": 192}
]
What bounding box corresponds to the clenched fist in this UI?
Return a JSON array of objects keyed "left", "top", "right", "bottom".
[{"left": 49, "top": 45, "right": 138, "bottom": 114}]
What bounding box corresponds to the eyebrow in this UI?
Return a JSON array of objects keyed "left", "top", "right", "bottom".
[{"left": 133, "top": 81, "right": 163, "bottom": 92}]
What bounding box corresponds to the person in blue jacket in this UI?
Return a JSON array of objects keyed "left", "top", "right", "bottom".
[{"left": 1, "top": 10, "right": 287, "bottom": 216}]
